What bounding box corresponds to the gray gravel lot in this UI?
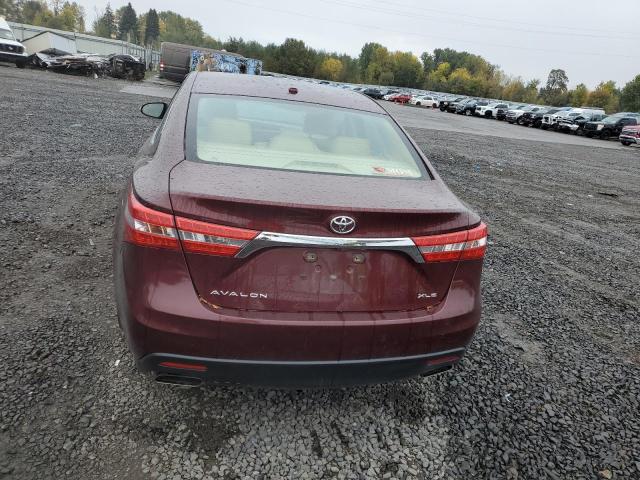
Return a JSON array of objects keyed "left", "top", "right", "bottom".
[{"left": 1, "top": 68, "right": 639, "bottom": 480}]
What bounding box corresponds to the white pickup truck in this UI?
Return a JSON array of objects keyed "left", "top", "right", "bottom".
[{"left": 0, "top": 18, "right": 27, "bottom": 68}]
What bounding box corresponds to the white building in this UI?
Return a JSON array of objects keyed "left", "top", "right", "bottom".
[{"left": 8, "top": 21, "right": 160, "bottom": 65}]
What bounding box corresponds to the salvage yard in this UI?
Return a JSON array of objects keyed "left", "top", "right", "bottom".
[{"left": 1, "top": 68, "right": 639, "bottom": 479}]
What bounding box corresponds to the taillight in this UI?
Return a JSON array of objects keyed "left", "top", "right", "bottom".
[
  {"left": 159, "top": 61, "right": 164, "bottom": 71},
  {"left": 124, "top": 190, "right": 258, "bottom": 256},
  {"left": 412, "top": 223, "right": 487, "bottom": 262},
  {"left": 124, "top": 191, "right": 179, "bottom": 249},
  {"left": 176, "top": 216, "right": 258, "bottom": 256}
]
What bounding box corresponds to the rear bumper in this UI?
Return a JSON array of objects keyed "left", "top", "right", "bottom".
[
  {"left": 620, "top": 135, "right": 639, "bottom": 144},
  {"left": 115, "top": 244, "right": 482, "bottom": 386},
  {"left": 158, "top": 65, "right": 187, "bottom": 82},
  {"left": 141, "top": 348, "right": 465, "bottom": 387}
]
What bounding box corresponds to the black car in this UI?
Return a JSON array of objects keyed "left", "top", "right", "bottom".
[
  {"left": 584, "top": 113, "right": 640, "bottom": 139},
  {"left": 516, "top": 106, "right": 546, "bottom": 126},
  {"left": 442, "top": 97, "right": 467, "bottom": 112},
  {"left": 362, "top": 88, "right": 384, "bottom": 99},
  {"left": 455, "top": 99, "right": 487, "bottom": 116},
  {"left": 495, "top": 104, "right": 511, "bottom": 121},
  {"left": 520, "top": 107, "right": 549, "bottom": 127},
  {"left": 455, "top": 99, "right": 474, "bottom": 114}
]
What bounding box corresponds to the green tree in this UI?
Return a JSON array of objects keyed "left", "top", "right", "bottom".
[
  {"left": 448, "top": 67, "right": 472, "bottom": 94},
  {"left": 424, "top": 61, "right": 450, "bottom": 91},
  {"left": 223, "top": 36, "right": 246, "bottom": 53},
  {"left": 358, "top": 42, "right": 383, "bottom": 76},
  {"left": 502, "top": 78, "right": 527, "bottom": 102},
  {"left": 587, "top": 81, "right": 620, "bottom": 113},
  {"left": 93, "top": 3, "right": 115, "bottom": 38},
  {"left": 317, "top": 57, "right": 343, "bottom": 81},
  {"left": 364, "top": 45, "right": 393, "bottom": 84},
  {"left": 275, "top": 38, "right": 315, "bottom": 77},
  {"left": 0, "top": 0, "right": 20, "bottom": 20},
  {"left": 620, "top": 75, "right": 640, "bottom": 112},
  {"left": 392, "top": 51, "right": 422, "bottom": 87},
  {"left": 144, "top": 8, "right": 160, "bottom": 46},
  {"left": 117, "top": 2, "right": 137, "bottom": 42},
  {"left": 158, "top": 10, "right": 206, "bottom": 46},
  {"left": 420, "top": 51, "right": 435, "bottom": 74},
  {"left": 337, "top": 54, "right": 359, "bottom": 83},
  {"left": 378, "top": 71, "right": 394, "bottom": 85},
  {"left": 523, "top": 79, "right": 541, "bottom": 103},
  {"left": 540, "top": 68, "right": 569, "bottom": 106},
  {"left": 568, "top": 83, "right": 589, "bottom": 107},
  {"left": 18, "top": 0, "right": 49, "bottom": 24},
  {"left": 58, "top": 1, "right": 84, "bottom": 31}
]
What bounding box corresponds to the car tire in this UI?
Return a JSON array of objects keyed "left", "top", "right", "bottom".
[
  {"left": 621, "top": 141, "right": 631, "bottom": 146},
  {"left": 586, "top": 132, "right": 593, "bottom": 138},
  {"left": 16, "top": 61, "right": 26, "bottom": 69},
  {"left": 541, "top": 125, "right": 548, "bottom": 130},
  {"left": 432, "top": 103, "right": 437, "bottom": 108},
  {"left": 416, "top": 102, "right": 421, "bottom": 106},
  {"left": 599, "top": 131, "right": 609, "bottom": 140}
]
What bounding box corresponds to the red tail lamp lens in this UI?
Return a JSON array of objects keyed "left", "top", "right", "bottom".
[
  {"left": 175, "top": 216, "right": 258, "bottom": 256},
  {"left": 412, "top": 223, "right": 487, "bottom": 262},
  {"left": 124, "top": 191, "right": 179, "bottom": 249}
]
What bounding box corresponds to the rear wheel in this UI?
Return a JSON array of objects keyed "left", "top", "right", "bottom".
[{"left": 621, "top": 141, "right": 631, "bottom": 146}]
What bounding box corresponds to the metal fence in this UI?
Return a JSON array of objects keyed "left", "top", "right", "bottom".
[{"left": 8, "top": 21, "right": 161, "bottom": 68}]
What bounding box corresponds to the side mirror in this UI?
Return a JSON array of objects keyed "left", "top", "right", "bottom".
[{"left": 141, "top": 102, "right": 168, "bottom": 119}]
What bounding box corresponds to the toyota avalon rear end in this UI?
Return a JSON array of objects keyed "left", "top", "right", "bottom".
[{"left": 113, "top": 72, "right": 487, "bottom": 387}]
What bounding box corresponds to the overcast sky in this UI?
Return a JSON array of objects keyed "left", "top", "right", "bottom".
[{"left": 77, "top": 0, "right": 639, "bottom": 88}]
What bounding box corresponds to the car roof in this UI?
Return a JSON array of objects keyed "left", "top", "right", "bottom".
[{"left": 191, "top": 72, "right": 386, "bottom": 114}]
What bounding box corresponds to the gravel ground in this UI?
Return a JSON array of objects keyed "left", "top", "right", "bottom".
[{"left": 0, "top": 68, "right": 639, "bottom": 480}]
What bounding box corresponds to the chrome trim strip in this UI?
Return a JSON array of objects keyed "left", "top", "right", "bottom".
[
  {"left": 145, "top": 348, "right": 466, "bottom": 367},
  {"left": 236, "top": 231, "right": 424, "bottom": 263}
]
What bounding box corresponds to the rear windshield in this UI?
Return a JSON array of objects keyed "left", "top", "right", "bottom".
[{"left": 186, "top": 95, "right": 426, "bottom": 179}]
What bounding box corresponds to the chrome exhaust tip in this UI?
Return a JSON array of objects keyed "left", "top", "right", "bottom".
[{"left": 155, "top": 374, "right": 202, "bottom": 388}]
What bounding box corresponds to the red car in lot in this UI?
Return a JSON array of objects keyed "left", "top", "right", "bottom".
[
  {"left": 113, "top": 72, "right": 487, "bottom": 387},
  {"left": 620, "top": 125, "right": 640, "bottom": 146},
  {"left": 393, "top": 94, "right": 412, "bottom": 104}
]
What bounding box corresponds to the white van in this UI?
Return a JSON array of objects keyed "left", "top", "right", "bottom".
[{"left": 0, "top": 18, "right": 28, "bottom": 68}]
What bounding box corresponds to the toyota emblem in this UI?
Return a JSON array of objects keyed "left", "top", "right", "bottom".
[{"left": 329, "top": 215, "right": 356, "bottom": 234}]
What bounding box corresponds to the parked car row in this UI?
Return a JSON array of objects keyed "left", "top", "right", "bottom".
[
  {"left": 277, "top": 77, "right": 640, "bottom": 148},
  {"left": 436, "top": 94, "right": 640, "bottom": 146},
  {"left": 360, "top": 88, "right": 441, "bottom": 107}
]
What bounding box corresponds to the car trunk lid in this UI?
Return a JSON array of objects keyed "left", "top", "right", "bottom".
[{"left": 169, "top": 162, "right": 473, "bottom": 313}]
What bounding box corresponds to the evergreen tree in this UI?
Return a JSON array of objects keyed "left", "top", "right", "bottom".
[
  {"left": 144, "top": 9, "right": 160, "bottom": 47},
  {"left": 117, "top": 2, "right": 137, "bottom": 43},
  {"left": 94, "top": 3, "right": 115, "bottom": 38}
]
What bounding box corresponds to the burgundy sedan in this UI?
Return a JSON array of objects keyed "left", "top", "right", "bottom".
[{"left": 113, "top": 72, "right": 487, "bottom": 387}]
